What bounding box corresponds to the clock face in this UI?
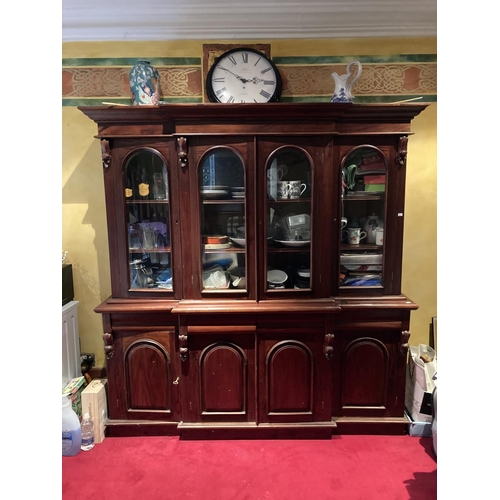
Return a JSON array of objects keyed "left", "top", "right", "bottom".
[{"left": 206, "top": 48, "right": 282, "bottom": 103}]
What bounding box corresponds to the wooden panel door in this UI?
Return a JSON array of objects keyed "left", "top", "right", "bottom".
[
  {"left": 333, "top": 328, "right": 407, "bottom": 418},
  {"left": 181, "top": 327, "right": 256, "bottom": 423},
  {"left": 106, "top": 327, "right": 181, "bottom": 422},
  {"left": 257, "top": 314, "right": 333, "bottom": 424}
]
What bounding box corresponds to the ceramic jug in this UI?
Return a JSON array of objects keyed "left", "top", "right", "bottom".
[
  {"left": 362, "top": 214, "right": 384, "bottom": 244},
  {"left": 330, "top": 61, "right": 362, "bottom": 103}
]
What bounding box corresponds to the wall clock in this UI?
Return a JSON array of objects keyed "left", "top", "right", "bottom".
[{"left": 205, "top": 47, "right": 282, "bottom": 103}]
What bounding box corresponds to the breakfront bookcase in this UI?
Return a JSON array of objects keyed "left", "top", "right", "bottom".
[{"left": 79, "top": 102, "right": 427, "bottom": 438}]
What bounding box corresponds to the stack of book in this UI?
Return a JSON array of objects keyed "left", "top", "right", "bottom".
[
  {"left": 352, "top": 153, "right": 386, "bottom": 192},
  {"left": 363, "top": 174, "right": 386, "bottom": 192}
]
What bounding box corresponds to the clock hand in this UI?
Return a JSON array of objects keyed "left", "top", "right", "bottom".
[
  {"left": 249, "top": 76, "right": 263, "bottom": 84},
  {"left": 218, "top": 66, "right": 249, "bottom": 83}
]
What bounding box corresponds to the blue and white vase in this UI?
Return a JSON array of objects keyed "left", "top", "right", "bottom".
[
  {"left": 129, "top": 60, "right": 161, "bottom": 105},
  {"left": 331, "top": 61, "right": 362, "bottom": 103}
]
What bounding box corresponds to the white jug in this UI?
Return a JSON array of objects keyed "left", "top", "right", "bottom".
[{"left": 362, "top": 214, "right": 383, "bottom": 244}]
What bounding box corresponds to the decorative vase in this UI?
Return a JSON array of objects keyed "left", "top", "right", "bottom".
[
  {"left": 330, "top": 60, "right": 362, "bottom": 103},
  {"left": 129, "top": 60, "right": 161, "bottom": 105}
]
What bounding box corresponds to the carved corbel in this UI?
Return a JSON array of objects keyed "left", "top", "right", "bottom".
[
  {"left": 324, "top": 333, "right": 335, "bottom": 360},
  {"left": 400, "top": 330, "right": 411, "bottom": 356},
  {"left": 101, "top": 139, "right": 112, "bottom": 169},
  {"left": 179, "top": 333, "right": 188, "bottom": 362},
  {"left": 103, "top": 332, "right": 114, "bottom": 359},
  {"left": 177, "top": 137, "right": 188, "bottom": 169},
  {"left": 396, "top": 136, "right": 408, "bottom": 167}
]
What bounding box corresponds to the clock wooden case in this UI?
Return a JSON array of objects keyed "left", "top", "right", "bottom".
[{"left": 79, "top": 102, "right": 427, "bottom": 439}]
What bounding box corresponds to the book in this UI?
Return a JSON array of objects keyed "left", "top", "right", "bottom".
[
  {"left": 357, "top": 162, "right": 386, "bottom": 173},
  {"left": 62, "top": 376, "right": 87, "bottom": 420},
  {"left": 363, "top": 174, "right": 386, "bottom": 185},
  {"left": 364, "top": 184, "right": 386, "bottom": 192}
]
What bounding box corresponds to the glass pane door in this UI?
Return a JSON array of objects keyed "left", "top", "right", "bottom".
[
  {"left": 266, "top": 147, "right": 312, "bottom": 291},
  {"left": 124, "top": 149, "right": 173, "bottom": 291},
  {"left": 199, "top": 148, "right": 246, "bottom": 292},
  {"left": 340, "top": 146, "right": 386, "bottom": 288}
]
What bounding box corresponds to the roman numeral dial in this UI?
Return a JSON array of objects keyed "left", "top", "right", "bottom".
[{"left": 206, "top": 47, "right": 282, "bottom": 103}]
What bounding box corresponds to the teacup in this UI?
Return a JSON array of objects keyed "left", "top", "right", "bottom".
[
  {"left": 288, "top": 180, "right": 307, "bottom": 199},
  {"left": 347, "top": 227, "right": 367, "bottom": 245}
]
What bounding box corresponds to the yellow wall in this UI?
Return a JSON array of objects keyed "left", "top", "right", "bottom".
[{"left": 62, "top": 38, "right": 437, "bottom": 369}]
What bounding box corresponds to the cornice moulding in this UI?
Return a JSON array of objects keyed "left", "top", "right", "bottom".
[{"left": 62, "top": 1, "right": 437, "bottom": 41}]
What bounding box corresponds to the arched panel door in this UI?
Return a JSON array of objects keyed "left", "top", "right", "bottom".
[
  {"left": 124, "top": 338, "right": 173, "bottom": 414},
  {"left": 265, "top": 146, "right": 313, "bottom": 292},
  {"left": 198, "top": 147, "right": 247, "bottom": 293},
  {"left": 266, "top": 340, "right": 313, "bottom": 415},
  {"left": 258, "top": 323, "right": 333, "bottom": 425},
  {"left": 182, "top": 331, "right": 256, "bottom": 424},
  {"left": 341, "top": 337, "right": 389, "bottom": 409},
  {"left": 200, "top": 342, "right": 247, "bottom": 414},
  {"left": 339, "top": 145, "right": 388, "bottom": 291},
  {"left": 123, "top": 148, "right": 174, "bottom": 293}
]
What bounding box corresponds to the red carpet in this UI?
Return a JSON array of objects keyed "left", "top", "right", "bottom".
[{"left": 62, "top": 435, "right": 436, "bottom": 499}]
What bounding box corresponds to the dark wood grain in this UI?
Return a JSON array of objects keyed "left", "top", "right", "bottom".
[{"left": 80, "top": 102, "right": 427, "bottom": 437}]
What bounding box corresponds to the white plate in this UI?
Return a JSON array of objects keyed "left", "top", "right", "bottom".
[
  {"left": 267, "top": 269, "right": 288, "bottom": 284},
  {"left": 275, "top": 239, "right": 310, "bottom": 248},
  {"left": 201, "top": 189, "right": 229, "bottom": 199},
  {"left": 229, "top": 237, "right": 245, "bottom": 247}
]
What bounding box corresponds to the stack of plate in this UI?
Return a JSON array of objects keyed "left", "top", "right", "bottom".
[{"left": 230, "top": 186, "right": 245, "bottom": 199}]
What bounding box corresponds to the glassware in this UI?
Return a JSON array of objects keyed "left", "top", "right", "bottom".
[{"left": 141, "top": 227, "right": 157, "bottom": 250}]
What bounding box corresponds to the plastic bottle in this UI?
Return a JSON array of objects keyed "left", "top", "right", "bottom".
[
  {"left": 80, "top": 413, "right": 95, "bottom": 451},
  {"left": 62, "top": 394, "right": 81, "bottom": 456}
]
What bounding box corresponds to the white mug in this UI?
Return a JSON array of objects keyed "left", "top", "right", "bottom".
[
  {"left": 288, "top": 180, "right": 307, "bottom": 199},
  {"left": 348, "top": 227, "right": 367, "bottom": 245},
  {"left": 277, "top": 180, "right": 290, "bottom": 199},
  {"left": 375, "top": 228, "right": 384, "bottom": 246},
  {"left": 341, "top": 217, "right": 348, "bottom": 228}
]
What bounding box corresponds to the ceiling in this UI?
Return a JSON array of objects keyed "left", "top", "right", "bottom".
[{"left": 62, "top": 0, "right": 437, "bottom": 42}]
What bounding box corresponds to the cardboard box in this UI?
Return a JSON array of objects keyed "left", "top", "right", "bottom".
[
  {"left": 62, "top": 376, "right": 86, "bottom": 420},
  {"left": 81, "top": 379, "right": 108, "bottom": 443}
]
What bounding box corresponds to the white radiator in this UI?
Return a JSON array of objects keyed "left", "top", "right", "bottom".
[{"left": 62, "top": 301, "right": 81, "bottom": 388}]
